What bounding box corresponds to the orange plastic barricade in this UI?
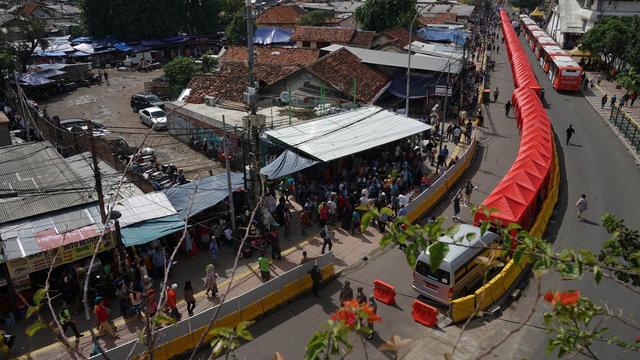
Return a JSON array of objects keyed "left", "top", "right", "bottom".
[
  {"left": 373, "top": 279, "right": 396, "bottom": 305},
  {"left": 412, "top": 300, "right": 438, "bottom": 327}
]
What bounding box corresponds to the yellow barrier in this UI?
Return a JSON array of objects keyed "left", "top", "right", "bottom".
[
  {"left": 281, "top": 278, "right": 305, "bottom": 301},
  {"left": 450, "top": 294, "right": 476, "bottom": 322},
  {"left": 241, "top": 301, "right": 265, "bottom": 322},
  {"left": 261, "top": 290, "right": 284, "bottom": 312},
  {"left": 449, "top": 140, "right": 560, "bottom": 322},
  {"left": 322, "top": 264, "right": 335, "bottom": 279},
  {"left": 215, "top": 311, "right": 242, "bottom": 329}
]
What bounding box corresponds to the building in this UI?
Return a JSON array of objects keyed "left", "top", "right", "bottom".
[
  {"left": 372, "top": 26, "right": 425, "bottom": 53},
  {"left": 292, "top": 26, "right": 376, "bottom": 49},
  {"left": 19, "top": 1, "right": 81, "bottom": 35},
  {"left": 256, "top": 4, "right": 306, "bottom": 30},
  {"left": 546, "top": 0, "right": 640, "bottom": 49},
  {"left": 417, "top": 1, "right": 475, "bottom": 23},
  {"left": 0, "top": 13, "right": 27, "bottom": 42}
]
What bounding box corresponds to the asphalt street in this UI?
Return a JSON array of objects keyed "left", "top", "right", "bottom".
[{"left": 498, "top": 27, "right": 640, "bottom": 360}]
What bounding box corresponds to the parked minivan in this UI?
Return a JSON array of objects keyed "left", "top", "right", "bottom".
[
  {"left": 130, "top": 94, "right": 164, "bottom": 112},
  {"left": 412, "top": 224, "right": 502, "bottom": 305}
]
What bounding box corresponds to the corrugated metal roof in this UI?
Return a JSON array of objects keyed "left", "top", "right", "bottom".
[
  {"left": 0, "top": 204, "right": 104, "bottom": 261},
  {"left": 112, "top": 192, "right": 177, "bottom": 228},
  {"left": 65, "top": 152, "right": 144, "bottom": 206},
  {"left": 0, "top": 142, "right": 97, "bottom": 224}
]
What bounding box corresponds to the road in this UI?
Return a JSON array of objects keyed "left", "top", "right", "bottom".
[
  {"left": 42, "top": 69, "right": 223, "bottom": 179},
  {"left": 496, "top": 27, "right": 640, "bottom": 360}
]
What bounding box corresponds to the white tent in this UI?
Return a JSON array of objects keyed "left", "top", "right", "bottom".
[{"left": 265, "top": 106, "right": 433, "bottom": 162}]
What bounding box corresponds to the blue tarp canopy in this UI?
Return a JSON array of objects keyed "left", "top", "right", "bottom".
[
  {"left": 254, "top": 27, "right": 293, "bottom": 45},
  {"left": 71, "top": 36, "right": 92, "bottom": 44},
  {"left": 120, "top": 214, "right": 185, "bottom": 247},
  {"left": 261, "top": 150, "right": 318, "bottom": 179},
  {"left": 72, "top": 51, "right": 92, "bottom": 57},
  {"left": 388, "top": 71, "right": 449, "bottom": 99},
  {"left": 164, "top": 172, "right": 245, "bottom": 218},
  {"left": 417, "top": 27, "right": 468, "bottom": 46},
  {"left": 114, "top": 42, "right": 132, "bottom": 52},
  {"left": 164, "top": 35, "right": 188, "bottom": 44},
  {"left": 141, "top": 39, "right": 164, "bottom": 47},
  {"left": 34, "top": 50, "right": 67, "bottom": 57}
]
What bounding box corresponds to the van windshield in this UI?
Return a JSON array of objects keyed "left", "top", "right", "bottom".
[
  {"left": 415, "top": 260, "right": 450, "bottom": 285},
  {"left": 147, "top": 95, "right": 161, "bottom": 102}
]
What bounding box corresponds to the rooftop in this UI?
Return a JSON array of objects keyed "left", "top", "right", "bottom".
[
  {"left": 306, "top": 47, "right": 390, "bottom": 103},
  {"left": 184, "top": 73, "right": 248, "bottom": 104},
  {"left": 381, "top": 26, "right": 416, "bottom": 48},
  {"left": 0, "top": 141, "right": 96, "bottom": 224},
  {"left": 221, "top": 46, "right": 320, "bottom": 66},
  {"left": 292, "top": 26, "right": 376, "bottom": 46},
  {"left": 219, "top": 61, "right": 302, "bottom": 86},
  {"left": 321, "top": 44, "right": 462, "bottom": 74},
  {"left": 256, "top": 4, "right": 305, "bottom": 25},
  {"left": 419, "top": 12, "right": 458, "bottom": 25}
]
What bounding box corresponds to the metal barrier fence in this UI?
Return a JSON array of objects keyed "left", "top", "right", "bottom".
[
  {"left": 609, "top": 105, "right": 640, "bottom": 154},
  {"left": 90, "top": 252, "right": 335, "bottom": 359},
  {"left": 405, "top": 131, "right": 478, "bottom": 223}
]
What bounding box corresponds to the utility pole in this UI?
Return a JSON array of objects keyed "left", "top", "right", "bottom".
[
  {"left": 86, "top": 120, "right": 107, "bottom": 223},
  {"left": 459, "top": 41, "right": 467, "bottom": 109},
  {"left": 222, "top": 116, "right": 237, "bottom": 231},
  {"left": 245, "top": 0, "right": 256, "bottom": 116},
  {"left": 437, "top": 62, "right": 452, "bottom": 175}
]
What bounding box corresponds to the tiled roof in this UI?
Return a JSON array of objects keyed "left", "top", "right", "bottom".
[
  {"left": 185, "top": 74, "right": 248, "bottom": 104},
  {"left": 306, "top": 48, "right": 389, "bottom": 103},
  {"left": 350, "top": 30, "right": 375, "bottom": 46},
  {"left": 221, "top": 46, "right": 320, "bottom": 66},
  {"left": 383, "top": 26, "right": 412, "bottom": 48},
  {"left": 20, "top": 2, "right": 42, "bottom": 17},
  {"left": 219, "top": 61, "right": 301, "bottom": 86},
  {"left": 292, "top": 26, "right": 355, "bottom": 43},
  {"left": 256, "top": 5, "right": 305, "bottom": 25},
  {"left": 419, "top": 13, "right": 458, "bottom": 25}
]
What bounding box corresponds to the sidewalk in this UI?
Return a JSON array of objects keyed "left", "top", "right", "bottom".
[{"left": 581, "top": 72, "right": 640, "bottom": 165}]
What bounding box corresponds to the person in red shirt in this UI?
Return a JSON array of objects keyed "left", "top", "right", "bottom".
[
  {"left": 166, "top": 284, "right": 181, "bottom": 320},
  {"left": 94, "top": 297, "right": 119, "bottom": 339}
]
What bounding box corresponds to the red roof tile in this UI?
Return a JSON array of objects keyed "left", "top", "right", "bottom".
[
  {"left": 21, "top": 2, "right": 43, "bottom": 17},
  {"left": 306, "top": 48, "right": 389, "bottom": 103},
  {"left": 350, "top": 30, "right": 376, "bottom": 46},
  {"left": 419, "top": 13, "right": 458, "bottom": 26},
  {"left": 383, "top": 26, "right": 412, "bottom": 48},
  {"left": 221, "top": 47, "right": 320, "bottom": 66},
  {"left": 256, "top": 5, "right": 305, "bottom": 25},
  {"left": 219, "top": 61, "right": 301, "bottom": 86},
  {"left": 185, "top": 74, "right": 248, "bottom": 104},
  {"left": 292, "top": 26, "right": 355, "bottom": 43}
]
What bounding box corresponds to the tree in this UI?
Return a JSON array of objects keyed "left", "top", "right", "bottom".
[
  {"left": 163, "top": 56, "right": 200, "bottom": 96},
  {"left": 299, "top": 10, "right": 334, "bottom": 26},
  {"left": 14, "top": 19, "right": 48, "bottom": 73},
  {"left": 201, "top": 53, "right": 219, "bottom": 73},
  {"left": 355, "top": 0, "right": 416, "bottom": 32},
  {"left": 225, "top": 11, "right": 249, "bottom": 45},
  {"left": 511, "top": 0, "right": 542, "bottom": 11},
  {"left": 579, "top": 17, "right": 634, "bottom": 71}
]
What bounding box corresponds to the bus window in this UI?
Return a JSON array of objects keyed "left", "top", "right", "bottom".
[{"left": 561, "top": 69, "right": 580, "bottom": 77}]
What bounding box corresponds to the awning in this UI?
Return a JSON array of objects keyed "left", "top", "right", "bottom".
[
  {"left": 388, "top": 71, "right": 449, "bottom": 99},
  {"left": 568, "top": 47, "right": 591, "bottom": 57},
  {"left": 261, "top": 150, "right": 318, "bottom": 179},
  {"left": 120, "top": 214, "right": 185, "bottom": 247},
  {"left": 114, "top": 42, "right": 132, "bottom": 52},
  {"left": 73, "top": 43, "right": 95, "bottom": 54},
  {"left": 264, "top": 106, "right": 433, "bottom": 162},
  {"left": 530, "top": 7, "right": 545, "bottom": 17},
  {"left": 416, "top": 27, "right": 468, "bottom": 46},
  {"left": 164, "top": 172, "right": 245, "bottom": 218}
]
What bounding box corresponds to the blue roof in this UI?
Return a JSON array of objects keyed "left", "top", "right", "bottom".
[
  {"left": 164, "top": 172, "right": 245, "bottom": 218},
  {"left": 114, "top": 42, "right": 132, "bottom": 52},
  {"left": 388, "top": 71, "right": 449, "bottom": 99},
  {"left": 417, "top": 27, "right": 468, "bottom": 46},
  {"left": 120, "top": 214, "right": 185, "bottom": 247}
]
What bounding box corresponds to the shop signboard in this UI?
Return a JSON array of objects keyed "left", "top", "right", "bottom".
[{"left": 6, "top": 232, "right": 116, "bottom": 289}]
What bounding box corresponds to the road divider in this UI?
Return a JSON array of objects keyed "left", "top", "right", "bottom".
[
  {"left": 89, "top": 252, "right": 336, "bottom": 360},
  {"left": 373, "top": 279, "right": 396, "bottom": 305},
  {"left": 412, "top": 300, "right": 438, "bottom": 327}
]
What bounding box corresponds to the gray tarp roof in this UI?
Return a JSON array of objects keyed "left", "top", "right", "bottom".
[
  {"left": 261, "top": 150, "right": 318, "bottom": 179},
  {"left": 164, "top": 172, "right": 244, "bottom": 218}
]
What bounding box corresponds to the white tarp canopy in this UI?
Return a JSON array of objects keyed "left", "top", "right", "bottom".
[
  {"left": 112, "top": 192, "right": 177, "bottom": 228},
  {"left": 405, "top": 41, "right": 463, "bottom": 60},
  {"left": 264, "top": 106, "right": 433, "bottom": 162}
]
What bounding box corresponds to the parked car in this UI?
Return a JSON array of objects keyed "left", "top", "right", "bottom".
[
  {"left": 139, "top": 107, "right": 167, "bottom": 129},
  {"left": 60, "top": 118, "right": 110, "bottom": 136},
  {"left": 130, "top": 94, "right": 164, "bottom": 112}
]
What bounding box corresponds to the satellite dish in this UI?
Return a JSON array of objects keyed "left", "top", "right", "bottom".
[{"left": 280, "top": 91, "right": 290, "bottom": 103}]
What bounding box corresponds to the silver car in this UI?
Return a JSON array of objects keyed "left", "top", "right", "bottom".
[
  {"left": 138, "top": 107, "right": 167, "bottom": 129},
  {"left": 60, "top": 118, "right": 110, "bottom": 136}
]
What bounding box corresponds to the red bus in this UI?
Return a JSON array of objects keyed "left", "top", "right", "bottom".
[
  {"left": 548, "top": 55, "right": 583, "bottom": 91},
  {"left": 529, "top": 30, "right": 547, "bottom": 49},
  {"left": 538, "top": 44, "right": 567, "bottom": 73},
  {"left": 524, "top": 24, "right": 542, "bottom": 42},
  {"left": 534, "top": 36, "right": 557, "bottom": 60}
]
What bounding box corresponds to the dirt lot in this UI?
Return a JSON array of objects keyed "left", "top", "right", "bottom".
[{"left": 42, "top": 69, "right": 223, "bottom": 179}]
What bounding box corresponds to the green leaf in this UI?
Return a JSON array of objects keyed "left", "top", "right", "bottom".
[
  {"left": 152, "top": 312, "right": 176, "bottom": 326},
  {"left": 404, "top": 243, "right": 418, "bottom": 268},
  {"left": 33, "top": 288, "right": 47, "bottom": 306},
  {"left": 480, "top": 220, "right": 490, "bottom": 236},
  {"left": 380, "top": 207, "right": 394, "bottom": 217},
  {"left": 379, "top": 233, "right": 393, "bottom": 248},
  {"left": 211, "top": 338, "right": 225, "bottom": 356},
  {"left": 593, "top": 265, "right": 603, "bottom": 284},
  {"left": 428, "top": 241, "right": 449, "bottom": 273},
  {"left": 26, "top": 320, "right": 47, "bottom": 337},
  {"left": 235, "top": 320, "right": 254, "bottom": 341},
  {"left": 360, "top": 211, "right": 374, "bottom": 231},
  {"left": 26, "top": 305, "right": 41, "bottom": 319},
  {"left": 209, "top": 326, "right": 233, "bottom": 339}
]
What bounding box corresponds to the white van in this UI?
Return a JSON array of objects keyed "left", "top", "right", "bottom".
[{"left": 412, "top": 224, "right": 501, "bottom": 305}]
